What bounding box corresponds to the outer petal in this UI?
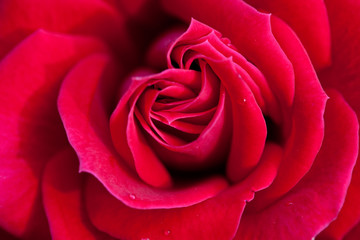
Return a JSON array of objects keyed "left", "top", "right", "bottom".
[
  {"left": 247, "top": 15, "right": 328, "bottom": 210},
  {"left": 244, "top": 0, "right": 331, "bottom": 69},
  {"left": 0, "top": 0, "right": 132, "bottom": 60},
  {"left": 58, "top": 53, "right": 229, "bottom": 209},
  {"left": 85, "top": 175, "right": 253, "bottom": 240},
  {"left": 318, "top": 0, "right": 360, "bottom": 238},
  {"left": 42, "top": 148, "right": 111, "bottom": 240},
  {"left": 0, "top": 229, "right": 18, "bottom": 240},
  {"left": 0, "top": 30, "right": 105, "bottom": 237},
  {"left": 319, "top": 0, "right": 360, "bottom": 114},
  {"left": 344, "top": 222, "right": 360, "bottom": 240},
  {"left": 236, "top": 90, "right": 359, "bottom": 239}
]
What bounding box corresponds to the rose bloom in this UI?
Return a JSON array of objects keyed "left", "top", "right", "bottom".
[{"left": 0, "top": 0, "right": 359, "bottom": 239}]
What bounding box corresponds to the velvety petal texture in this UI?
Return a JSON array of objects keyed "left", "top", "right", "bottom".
[
  {"left": 42, "top": 148, "right": 111, "bottom": 240},
  {"left": 161, "top": 0, "right": 296, "bottom": 108},
  {"left": 0, "top": 0, "right": 359, "bottom": 239},
  {"left": 0, "top": 0, "right": 132, "bottom": 60},
  {"left": 317, "top": 0, "right": 360, "bottom": 238},
  {"left": 86, "top": 175, "right": 252, "bottom": 240},
  {"left": 58, "top": 52, "right": 229, "bottom": 209},
  {"left": 247, "top": 15, "right": 328, "bottom": 210},
  {"left": 236, "top": 90, "right": 358, "bottom": 239},
  {"left": 0, "top": 30, "right": 106, "bottom": 238},
  {"left": 243, "top": 0, "right": 331, "bottom": 69}
]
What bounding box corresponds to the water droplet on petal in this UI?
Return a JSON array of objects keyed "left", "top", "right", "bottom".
[
  {"left": 286, "top": 202, "right": 293, "bottom": 206},
  {"left": 141, "top": 238, "right": 150, "bottom": 240},
  {"left": 243, "top": 98, "right": 247, "bottom": 102},
  {"left": 129, "top": 194, "right": 136, "bottom": 200},
  {"left": 164, "top": 230, "right": 171, "bottom": 236}
]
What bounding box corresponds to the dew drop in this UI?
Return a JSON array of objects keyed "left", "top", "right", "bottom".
[
  {"left": 237, "top": 74, "right": 242, "bottom": 79},
  {"left": 286, "top": 202, "right": 293, "bottom": 206},
  {"left": 243, "top": 98, "right": 247, "bottom": 103},
  {"left": 129, "top": 194, "right": 136, "bottom": 200},
  {"left": 141, "top": 238, "right": 150, "bottom": 240},
  {"left": 164, "top": 230, "right": 171, "bottom": 236}
]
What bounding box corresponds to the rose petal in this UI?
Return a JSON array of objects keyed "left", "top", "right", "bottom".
[
  {"left": 247, "top": 15, "right": 328, "bottom": 210},
  {"left": 42, "top": 148, "right": 111, "bottom": 240},
  {"left": 238, "top": 143, "right": 283, "bottom": 193},
  {"left": 0, "top": 229, "right": 18, "bottom": 240},
  {"left": 147, "top": 84, "right": 232, "bottom": 170},
  {"left": 318, "top": 0, "right": 360, "bottom": 115},
  {"left": 0, "top": 30, "right": 104, "bottom": 237},
  {"left": 236, "top": 90, "right": 359, "bottom": 239},
  {"left": 318, "top": 1, "right": 360, "bottom": 235},
  {"left": 85, "top": 175, "right": 252, "bottom": 240},
  {"left": 344, "top": 221, "right": 360, "bottom": 240},
  {"left": 161, "top": 0, "right": 296, "bottom": 107},
  {"left": 110, "top": 0, "right": 148, "bottom": 17},
  {"left": 0, "top": 0, "right": 131, "bottom": 60},
  {"left": 168, "top": 19, "right": 280, "bottom": 121},
  {"left": 318, "top": 160, "right": 360, "bottom": 239},
  {"left": 244, "top": 0, "right": 331, "bottom": 69},
  {"left": 167, "top": 60, "right": 220, "bottom": 113},
  {"left": 146, "top": 28, "right": 185, "bottom": 69},
  {"left": 205, "top": 58, "right": 267, "bottom": 182},
  {"left": 127, "top": 99, "right": 173, "bottom": 188},
  {"left": 59, "top": 54, "right": 229, "bottom": 209}
]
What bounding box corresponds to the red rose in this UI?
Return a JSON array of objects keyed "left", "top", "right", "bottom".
[{"left": 0, "top": 0, "right": 359, "bottom": 239}]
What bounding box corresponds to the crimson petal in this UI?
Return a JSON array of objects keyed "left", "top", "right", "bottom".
[
  {"left": 60, "top": 54, "right": 229, "bottom": 209},
  {"left": 247, "top": 15, "right": 328, "bottom": 210},
  {"left": 0, "top": 0, "right": 131, "bottom": 60},
  {"left": 161, "top": 0, "right": 296, "bottom": 108},
  {"left": 317, "top": 1, "right": 360, "bottom": 237},
  {"left": 236, "top": 90, "right": 359, "bottom": 239},
  {"left": 42, "top": 148, "right": 111, "bottom": 240},
  {"left": 0, "top": 30, "right": 104, "bottom": 237},
  {"left": 244, "top": 0, "right": 331, "bottom": 69},
  {"left": 85, "top": 175, "right": 252, "bottom": 240}
]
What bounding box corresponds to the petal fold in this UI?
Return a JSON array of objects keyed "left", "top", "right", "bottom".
[
  {"left": 236, "top": 90, "right": 359, "bottom": 240},
  {"left": 0, "top": 30, "right": 105, "bottom": 237},
  {"left": 86, "top": 176, "right": 252, "bottom": 240},
  {"left": 42, "top": 148, "right": 111, "bottom": 240}
]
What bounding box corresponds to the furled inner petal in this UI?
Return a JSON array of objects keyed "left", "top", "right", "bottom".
[
  {"left": 148, "top": 83, "right": 231, "bottom": 170},
  {"left": 165, "top": 19, "right": 272, "bottom": 182},
  {"left": 57, "top": 53, "right": 230, "bottom": 209},
  {"left": 168, "top": 18, "right": 281, "bottom": 124},
  {"left": 127, "top": 101, "right": 173, "bottom": 188},
  {"left": 162, "top": 0, "right": 296, "bottom": 112},
  {"left": 168, "top": 60, "right": 220, "bottom": 113}
]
